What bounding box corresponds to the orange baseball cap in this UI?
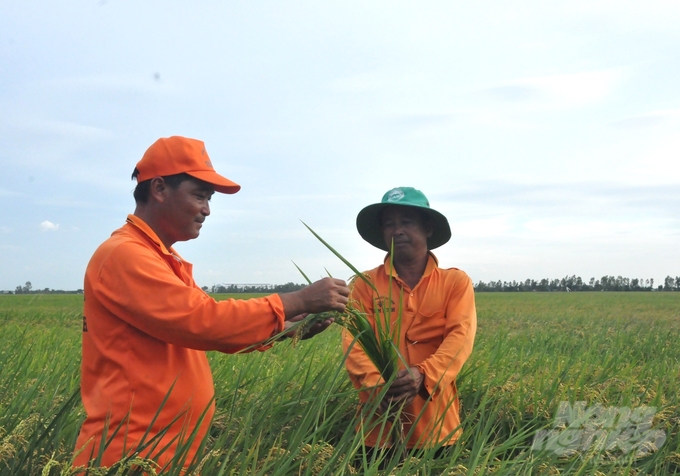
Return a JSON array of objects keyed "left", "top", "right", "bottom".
[{"left": 135, "top": 136, "right": 241, "bottom": 194}]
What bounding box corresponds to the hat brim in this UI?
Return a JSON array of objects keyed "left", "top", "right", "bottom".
[
  {"left": 187, "top": 170, "right": 241, "bottom": 194},
  {"left": 356, "top": 202, "right": 451, "bottom": 251}
]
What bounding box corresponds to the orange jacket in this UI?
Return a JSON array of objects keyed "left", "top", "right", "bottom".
[
  {"left": 342, "top": 253, "right": 476, "bottom": 448},
  {"left": 74, "top": 215, "right": 285, "bottom": 470}
]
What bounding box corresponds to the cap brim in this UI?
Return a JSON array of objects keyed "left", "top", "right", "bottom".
[
  {"left": 187, "top": 170, "right": 241, "bottom": 194},
  {"left": 356, "top": 202, "right": 451, "bottom": 251}
]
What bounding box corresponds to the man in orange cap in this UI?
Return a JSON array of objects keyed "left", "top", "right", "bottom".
[
  {"left": 73, "top": 136, "right": 350, "bottom": 471},
  {"left": 343, "top": 187, "right": 476, "bottom": 459}
]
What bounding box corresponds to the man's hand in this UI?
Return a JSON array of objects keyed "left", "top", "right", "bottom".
[
  {"left": 378, "top": 367, "right": 425, "bottom": 414},
  {"left": 282, "top": 313, "right": 334, "bottom": 340},
  {"left": 279, "top": 277, "right": 350, "bottom": 319}
]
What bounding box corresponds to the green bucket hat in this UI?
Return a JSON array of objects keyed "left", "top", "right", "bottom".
[{"left": 356, "top": 187, "right": 451, "bottom": 251}]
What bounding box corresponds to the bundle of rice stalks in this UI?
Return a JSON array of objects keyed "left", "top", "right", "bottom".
[
  {"left": 296, "top": 222, "right": 406, "bottom": 380},
  {"left": 293, "top": 222, "right": 412, "bottom": 450}
]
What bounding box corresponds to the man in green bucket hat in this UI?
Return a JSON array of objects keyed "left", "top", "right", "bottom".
[{"left": 343, "top": 186, "right": 477, "bottom": 456}]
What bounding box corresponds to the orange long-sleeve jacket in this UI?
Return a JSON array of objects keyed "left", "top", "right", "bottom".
[
  {"left": 342, "top": 253, "right": 476, "bottom": 448},
  {"left": 73, "top": 215, "right": 285, "bottom": 470}
]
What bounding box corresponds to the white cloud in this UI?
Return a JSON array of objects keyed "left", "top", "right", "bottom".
[
  {"left": 327, "top": 71, "right": 428, "bottom": 96},
  {"left": 620, "top": 134, "right": 680, "bottom": 183},
  {"left": 41, "top": 73, "right": 177, "bottom": 95},
  {"left": 327, "top": 72, "right": 386, "bottom": 93},
  {"left": 465, "top": 106, "right": 543, "bottom": 131},
  {"left": 522, "top": 219, "right": 630, "bottom": 241},
  {"left": 479, "top": 69, "right": 621, "bottom": 109},
  {"left": 0, "top": 188, "right": 21, "bottom": 197},
  {"left": 609, "top": 108, "right": 680, "bottom": 129},
  {"left": 1, "top": 119, "right": 114, "bottom": 142},
  {"left": 40, "top": 221, "right": 59, "bottom": 232},
  {"left": 527, "top": 70, "right": 621, "bottom": 107},
  {"left": 453, "top": 215, "right": 512, "bottom": 239}
]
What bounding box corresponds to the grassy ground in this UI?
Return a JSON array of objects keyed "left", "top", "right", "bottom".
[{"left": 0, "top": 292, "right": 678, "bottom": 475}]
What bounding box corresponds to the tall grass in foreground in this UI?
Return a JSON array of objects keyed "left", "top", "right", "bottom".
[{"left": 1, "top": 293, "right": 679, "bottom": 474}]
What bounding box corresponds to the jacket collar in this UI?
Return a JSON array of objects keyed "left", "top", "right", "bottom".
[
  {"left": 125, "top": 214, "right": 181, "bottom": 259},
  {"left": 383, "top": 251, "right": 438, "bottom": 280}
]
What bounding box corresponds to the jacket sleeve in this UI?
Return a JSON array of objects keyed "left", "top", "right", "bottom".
[
  {"left": 91, "top": 240, "right": 285, "bottom": 353},
  {"left": 342, "top": 277, "right": 384, "bottom": 392},
  {"left": 414, "top": 271, "right": 477, "bottom": 396}
]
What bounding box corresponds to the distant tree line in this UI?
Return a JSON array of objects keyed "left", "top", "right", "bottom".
[
  {"left": 205, "top": 282, "right": 308, "bottom": 294},
  {"left": 7, "top": 276, "right": 680, "bottom": 295},
  {"left": 8, "top": 281, "right": 83, "bottom": 294},
  {"left": 474, "top": 275, "right": 680, "bottom": 292},
  {"left": 5, "top": 281, "right": 303, "bottom": 295}
]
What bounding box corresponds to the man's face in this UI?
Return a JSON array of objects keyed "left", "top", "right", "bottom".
[
  {"left": 158, "top": 178, "right": 215, "bottom": 244},
  {"left": 381, "top": 206, "right": 433, "bottom": 262}
]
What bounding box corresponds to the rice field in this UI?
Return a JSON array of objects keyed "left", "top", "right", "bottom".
[{"left": 0, "top": 292, "right": 678, "bottom": 475}]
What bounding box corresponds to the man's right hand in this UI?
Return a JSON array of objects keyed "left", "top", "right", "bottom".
[
  {"left": 279, "top": 277, "right": 350, "bottom": 319},
  {"left": 378, "top": 367, "right": 424, "bottom": 414}
]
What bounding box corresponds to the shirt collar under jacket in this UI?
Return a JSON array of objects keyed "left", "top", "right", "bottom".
[
  {"left": 382, "top": 251, "right": 439, "bottom": 285},
  {"left": 125, "top": 214, "right": 183, "bottom": 261}
]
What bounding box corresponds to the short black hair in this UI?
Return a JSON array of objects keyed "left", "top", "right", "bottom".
[{"left": 131, "top": 168, "right": 193, "bottom": 203}]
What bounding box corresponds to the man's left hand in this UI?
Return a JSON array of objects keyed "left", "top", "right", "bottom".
[
  {"left": 379, "top": 367, "right": 424, "bottom": 414},
  {"left": 282, "top": 313, "right": 334, "bottom": 340}
]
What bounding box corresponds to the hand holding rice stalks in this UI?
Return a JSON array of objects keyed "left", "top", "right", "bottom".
[{"left": 294, "top": 222, "right": 410, "bottom": 451}]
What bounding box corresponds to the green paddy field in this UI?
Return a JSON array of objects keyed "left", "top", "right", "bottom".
[{"left": 0, "top": 292, "right": 678, "bottom": 475}]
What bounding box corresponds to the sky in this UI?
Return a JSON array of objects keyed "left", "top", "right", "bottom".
[{"left": 1, "top": 1, "right": 679, "bottom": 291}]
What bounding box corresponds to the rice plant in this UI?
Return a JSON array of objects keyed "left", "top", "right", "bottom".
[
  {"left": 1, "top": 289, "right": 679, "bottom": 474},
  {"left": 295, "top": 223, "right": 419, "bottom": 452},
  {"left": 296, "top": 222, "right": 405, "bottom": 379}
]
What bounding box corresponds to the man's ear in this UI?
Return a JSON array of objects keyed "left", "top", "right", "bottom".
[
  {"left": 425, "top": 218, "right": 434, "bottom": 238},
  {"left": 148, "top": 177, "right": 167, "bottom": 203}
]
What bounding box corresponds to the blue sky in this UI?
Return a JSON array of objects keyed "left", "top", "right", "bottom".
[{"left": 1, "top": 1, "right": 679, "bottom": 291}]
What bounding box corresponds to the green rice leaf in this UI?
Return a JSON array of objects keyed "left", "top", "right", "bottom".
[
  {"left": 301, "top": 221, "right": 378, "bottom": 293},
  {"left": 291, "top": 260, "right": 313, "bottom": 285}
]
